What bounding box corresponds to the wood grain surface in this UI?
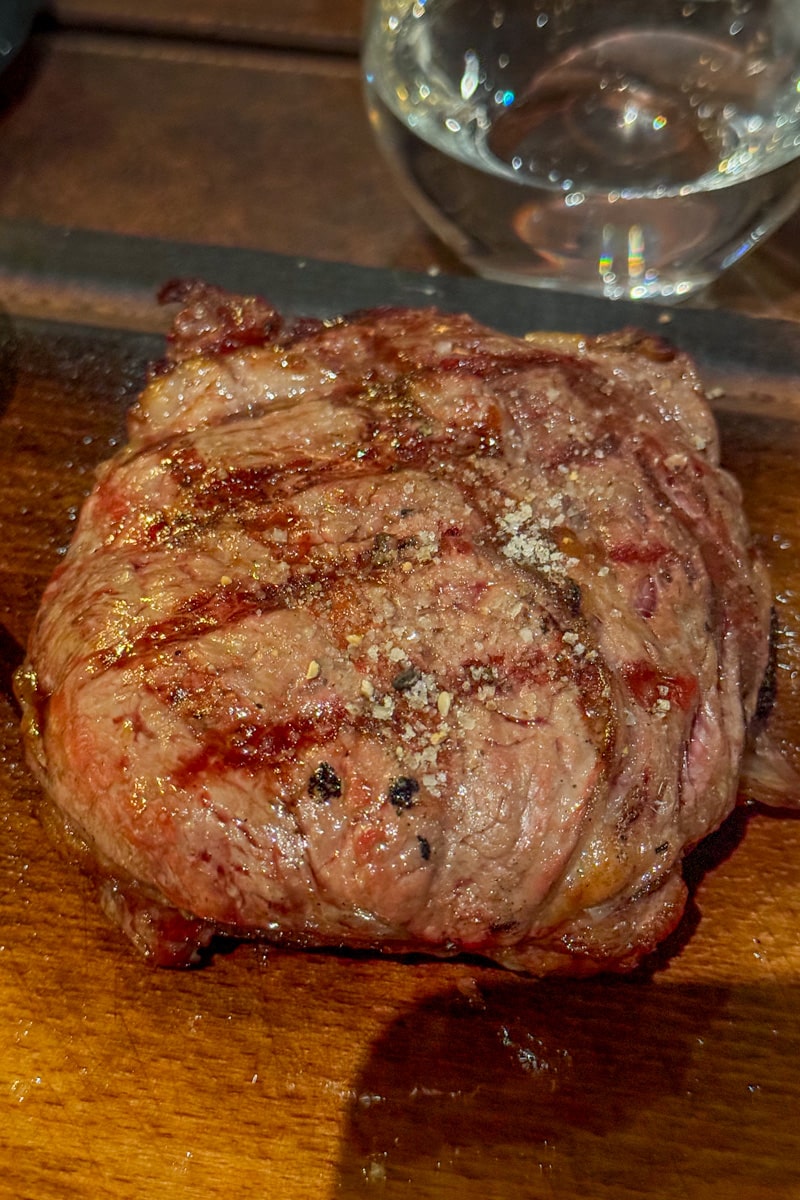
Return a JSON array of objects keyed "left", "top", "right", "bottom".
[
  {"left": 0, "top": 27, "right": 443, "bottom": 275},
  {"left": 0, "top": 305, "right": 799, "bottom": 1200},
  {"left": 48, "top": 0, "right": 364, "bottom": 52}
]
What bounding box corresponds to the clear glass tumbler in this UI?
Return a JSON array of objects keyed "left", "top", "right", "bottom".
[{"left": 363, "top": 0, "right": 800, "bottom": 301}]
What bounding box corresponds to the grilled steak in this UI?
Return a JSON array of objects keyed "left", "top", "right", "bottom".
[{"left": 16, "top": 282, "right": 773, "bottom": 973}]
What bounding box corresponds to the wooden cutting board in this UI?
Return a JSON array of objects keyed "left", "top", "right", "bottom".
[{"left": 1, "top": 302, "right": 799, "bottom": 1200}]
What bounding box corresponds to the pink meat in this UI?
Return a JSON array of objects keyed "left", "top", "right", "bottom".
[{"left": 16, "top": 283, "right": 772, "bottom": 973}]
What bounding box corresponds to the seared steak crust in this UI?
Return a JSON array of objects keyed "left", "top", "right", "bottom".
[{"left": 17, "top": 285, "right": 771, "bottom": 972}]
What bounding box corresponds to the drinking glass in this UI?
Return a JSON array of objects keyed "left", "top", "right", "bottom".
[
  {"left": 363, "top": 0, "right": 800, "bottom": 301},
  {"left": 0, "top": 0, "right": 37, "bottom": 77}
]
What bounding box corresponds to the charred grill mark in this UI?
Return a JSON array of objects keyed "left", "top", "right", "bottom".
[
  {"left": 88, "top": 515, "right": 488, "bottom": 679},
  {"left": 173, "top": 701, "right": 345, "bottom": 787},
  {"left": 343, "top": 374, "right": 430, "bottom": 424},
  {"left": 167, "top": 444, "right": 207, "bottom": 488},
  {"left": 379, "top": 365, "right": 517, "bottom": 457},
  {"left": 199, "top": 461, "right": 317, "bottom": 509},
  {"left": 436, "top": 349, "right": 568, "bottom": 376},
  {"left": 178, "top": 456, "right": 337, "bottom": 516},
  {"left": 86, "top": 579, "right": 291, "bottom": 672},
  {"left": 131, "top": 426, "right": 471, "bottom": 551},
  {"left": 128, "top": 354, "right": 627, "bottom": 563},
  {"left": 417, "top": 835, "right": 431, "bottom": 861}
]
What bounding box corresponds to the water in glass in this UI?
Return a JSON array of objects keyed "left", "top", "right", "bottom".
[{"left": 363, "top": 0, "right": 800, "bottom": 300}]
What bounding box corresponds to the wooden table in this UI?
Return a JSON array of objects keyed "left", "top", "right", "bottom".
[{"left": 1, "top": 6, "right": 799, "bottom": 1199}]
